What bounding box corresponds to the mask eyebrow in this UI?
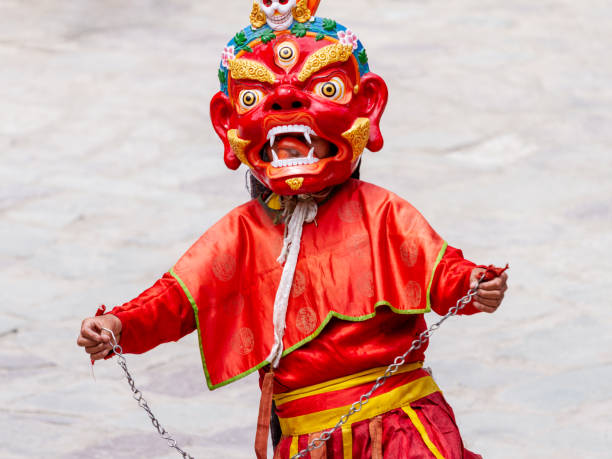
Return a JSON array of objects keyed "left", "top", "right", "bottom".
[
  {"left": 297, "top": 43, "right": 354, "bottom": 82},
  {"left": 228, "top": 58, "right": 276, "bottom": 84}
]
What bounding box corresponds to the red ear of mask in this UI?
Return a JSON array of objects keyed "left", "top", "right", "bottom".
[
  {"left": 367, "top": 122, "right": 384, "bottom": 153},
  {"left": 210, "top": 91, "right": 241, "bottom": 170},
  {"left": 358, "top": 73, "right": 388, "bottom": 153}
]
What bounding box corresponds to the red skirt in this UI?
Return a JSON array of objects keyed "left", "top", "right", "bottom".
[{"left": 272, "top": 364, "right": 481, "bottom": 459}]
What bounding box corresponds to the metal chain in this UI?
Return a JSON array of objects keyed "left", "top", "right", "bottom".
[
  {"left": 291, "top": 274, "right": 485, "bottom": 459},
  {"left": 98, "top": 273, "right": 485, "bottom": 459},
  {"left": 101, "top": 328, "right": 195, "bottom": 459}
]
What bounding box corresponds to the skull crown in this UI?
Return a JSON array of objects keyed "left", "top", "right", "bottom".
[{"left": 250, "top": 0, "right": 313, "bottom": 31}]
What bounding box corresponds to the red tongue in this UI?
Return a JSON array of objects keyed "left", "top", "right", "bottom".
[{"left": 274, "top": 137, "right": 310, "bottom": 159}]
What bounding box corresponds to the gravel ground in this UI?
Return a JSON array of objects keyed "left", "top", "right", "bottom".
[{"left": 1, "top": 0, "right": 611, "bottom": 457}]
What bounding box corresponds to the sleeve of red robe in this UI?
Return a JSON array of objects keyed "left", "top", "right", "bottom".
[
  {"left": 430, "top": 245, "right": 480, "bottom": 316},
  {"left": 105, "top": 244, "right": 478, "bottom": 356},
  {"left": 107, "top": 272, "right": 196, "bottom": 354}
]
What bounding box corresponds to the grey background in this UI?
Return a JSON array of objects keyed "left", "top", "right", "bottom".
[{"left": 1, "top": 0, "right": 611, "bottom": 457}]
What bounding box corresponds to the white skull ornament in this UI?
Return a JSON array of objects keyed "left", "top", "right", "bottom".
[{"left": 258, "top": 0, "right": 297, "bottom": 31}]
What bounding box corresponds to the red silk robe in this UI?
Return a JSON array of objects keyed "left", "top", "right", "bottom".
[
  {"left": 110, "top": 179, "right": 478, "bottom": 389},
  {"left": 110, "top": 179, "right": 483, "bottom": 457}
]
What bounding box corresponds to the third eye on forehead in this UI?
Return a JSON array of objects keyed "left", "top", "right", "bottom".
[{"left": 274, "top": 41, "right": 298, "bottom": 69}]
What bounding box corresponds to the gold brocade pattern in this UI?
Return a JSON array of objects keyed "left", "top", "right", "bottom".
[
  {"left": 297, "top": 43, "right": 354, "bottom": 82},
  {"left": 249, "top": 1, "right": 266, "bottom": 29},
  {"left": 285, "top": 177, "right": 304, "bottom": 190},
  {"left": 342, "top": 117, "right": 370, "bottom": 160},
  {"left": 228, "top": 59, "right": 276, "bottom": 84},
  {"left": 292, "top": 0, "right": 312, "bottom": 23},
  {"left": 227, "top": 129, "right": 252, "bottom": 167}
]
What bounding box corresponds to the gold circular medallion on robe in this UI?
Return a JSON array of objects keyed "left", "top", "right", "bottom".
[
  {"left": 233, "top": 327, "right": 255, "bottom": 355},
  {"left": 295, "top": 306, "right": 317, "bottom": 335},
  {"left": 403, "top": 280, "right": 422, "bottom": 308},
  {"left": 291, "top": 269, "right": 307, "bottom": 298},
  {"left": 400, "top": 238, "right": 420, "bottom": 267},
  {"left": 212, "top": 253, "right": 237, "bottom": 281}
]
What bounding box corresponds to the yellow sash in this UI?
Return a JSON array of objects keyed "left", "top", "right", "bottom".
[{"left": 275, "top": 363, "right": 439, "bottom": 436}]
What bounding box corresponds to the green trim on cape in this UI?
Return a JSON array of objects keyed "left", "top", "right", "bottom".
[
  {"left": 169, "top": 267, "right": 215, "bottom": 390},
  {"left": 427, "top": 241, "right": 448, "bottom": 310}
]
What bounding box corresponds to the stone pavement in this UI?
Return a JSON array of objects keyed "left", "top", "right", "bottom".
[{"left": 1, "top": 0, "right": 611, "bottom": 457}]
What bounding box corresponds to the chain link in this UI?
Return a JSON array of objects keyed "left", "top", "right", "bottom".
[
  {"left": 99, "top": 274, "right": 484, "bottom": 459},
  {"left": 101, "top": 328, "right": 195, "bottom": 459},
  {"left": 290, "top": 275, "right": 485, "bottom": 459}
]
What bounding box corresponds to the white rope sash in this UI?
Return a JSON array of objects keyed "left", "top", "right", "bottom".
[{"left": 266, "top": 196, "right": 318, "bottom": 368}]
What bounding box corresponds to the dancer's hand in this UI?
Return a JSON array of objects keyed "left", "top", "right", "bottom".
[
  {"left": 77, "top": 314, "right": 122, "bottom": 360},
  {"left": 470, "top": 268, "right": 508, "bottom": 313}
]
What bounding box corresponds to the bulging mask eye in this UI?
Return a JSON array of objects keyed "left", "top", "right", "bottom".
[
  {"left": 274, "top": 41, "right": 298, "bottom": 70},
  {"left": 238, "top": 89, "right": 264, "bottom": 112},
  {"left": 313, "top": 77, "right": 346, "bottom": 102}
]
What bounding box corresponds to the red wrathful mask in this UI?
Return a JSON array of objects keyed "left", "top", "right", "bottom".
[{"left": 210, "top": 13, "right": 388, "bottom": 195}]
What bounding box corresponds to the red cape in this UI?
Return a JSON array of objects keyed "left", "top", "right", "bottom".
[{"left": 171, "top": 180, "right": 446, "bottom": 389}]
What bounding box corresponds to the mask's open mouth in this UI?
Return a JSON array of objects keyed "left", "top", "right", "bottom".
[{"left": 261, "top": 124, "right": 338, "bottom": 168}]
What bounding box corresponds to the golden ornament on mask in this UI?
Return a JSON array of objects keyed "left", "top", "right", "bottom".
[
  {"left": 249, "top": 0, "right": 266, "bottom": 29},
  {"left": 342, "top": 117, "right": 370, "bottom": 161},
  {"left": 227, "top": 129, "right": 252, "bottom": 168},
  {"left": 285, "top": 177, "right": 304, "bottom": 191},
  {"left": 292, "top": 0, "right": 312, "bottom": 23},
  {"left": 297, "top": 43, "right": 354, "bottom": 82},
  {"left": 229, "top": 59, "right": 276, "bottom": 84}
]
